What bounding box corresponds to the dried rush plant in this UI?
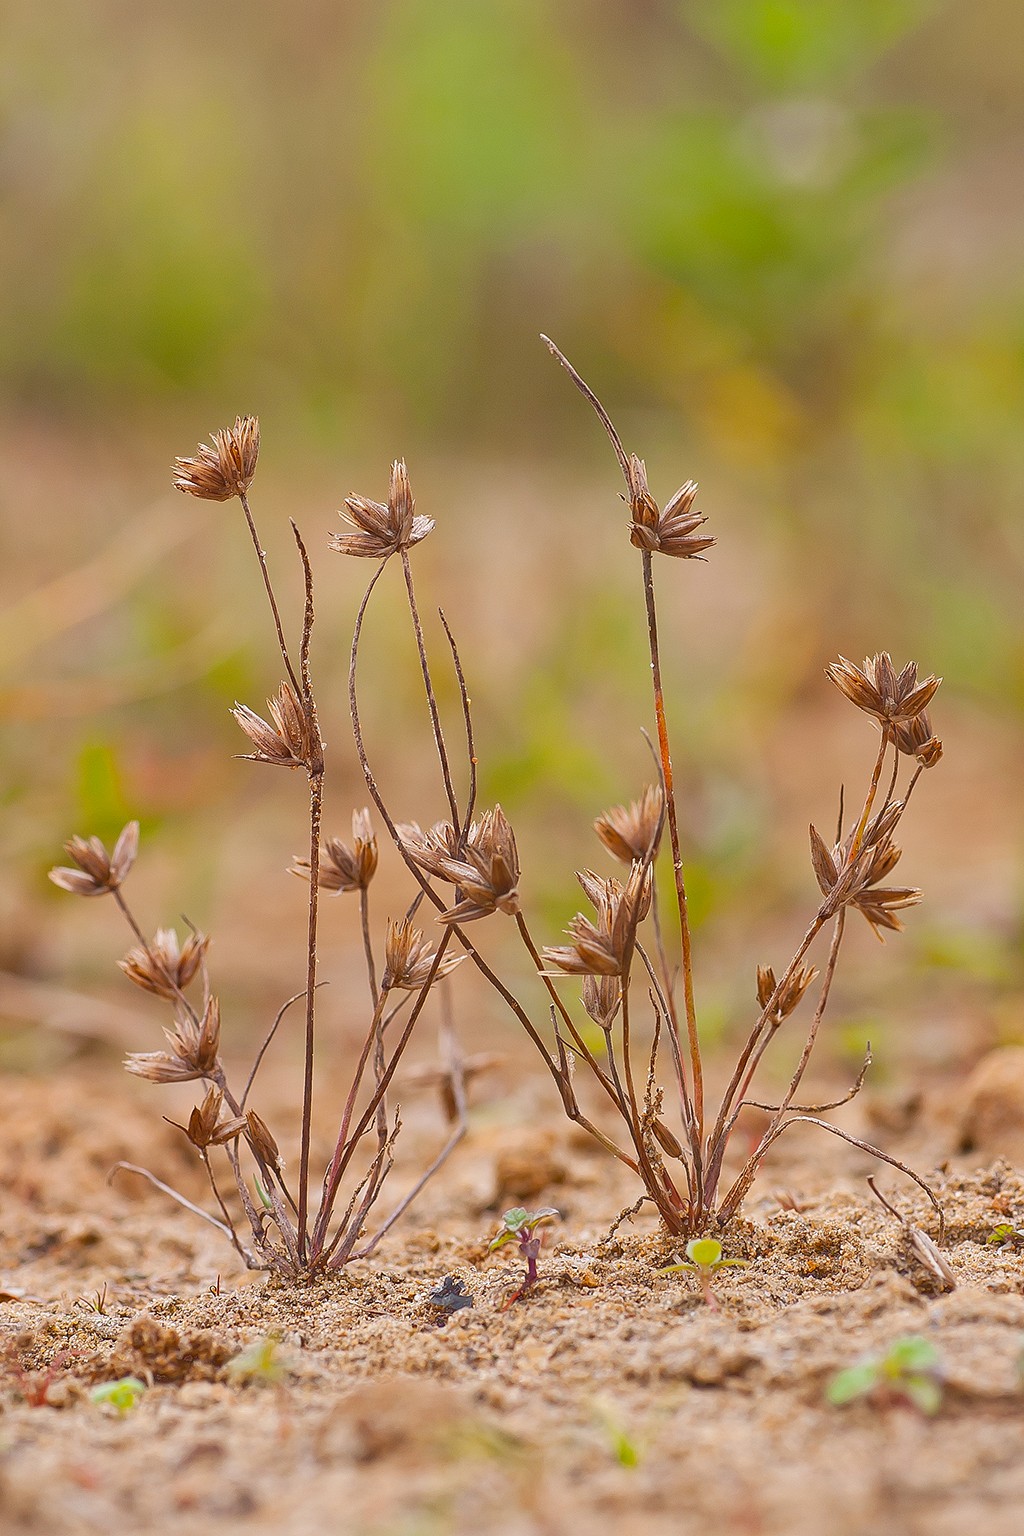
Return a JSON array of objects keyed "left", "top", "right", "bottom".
[
  {"left": 51, "top": 424, "right": 470, "bottom": 1277},
  {"left": 51, "top": 339, "right": 945, "bottom": 1277}
]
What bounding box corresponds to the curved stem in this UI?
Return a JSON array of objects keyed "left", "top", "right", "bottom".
[
  {"left": 514, "top": 912, "right": 622, "bottom": 1105},
  {"left": 238, "top": 492, "right": 301, "bottom": 698},
  {"left": 402, "top": 550, "right": 460, "bottom": 830},
  {"left": 241, "top": 986, "right": 319, "bottom": 1110},
  {"left": 438, "top": 607, "right": 478, "bottom": 843}
]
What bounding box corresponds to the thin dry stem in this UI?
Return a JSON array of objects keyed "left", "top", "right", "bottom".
[
  {"left": 641, "top": 548, "right": 703, "bottom": 1140},
  {"left": 438, "top": 607, "right": 478, "bottom": 842},
  {"left": 402, "top": 550, "right": 460, "bottom": 830},
  {"left": 239, "top": 492, "right": 301, "bottom": 699}
]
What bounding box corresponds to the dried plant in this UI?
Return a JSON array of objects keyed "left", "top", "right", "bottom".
[
  {"left": 337, "top": 335, "right": 945, "bottom": 1244},
  {"left": 53, "top": 423, "right": 474, "bottom": 1277},
  {"left": 54, "top": 338, "right": 946, "bottom": 1277}
]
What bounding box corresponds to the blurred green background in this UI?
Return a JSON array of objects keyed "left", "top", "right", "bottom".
[{"left": 2, "top": 0, "right": 1023, "bottom": 1083}]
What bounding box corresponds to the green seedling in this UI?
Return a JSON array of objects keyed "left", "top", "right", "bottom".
[
  {"left": 227, "top": 1336, "right": 287, "bottom": 1386},
  {"left": 827, "top": 1335, "right": 942, "bottom": 1415},
  {"left": 988, "top": 1223, "right": 1024, "bottom": 1248},
  {"left": 89, "top": 1376, "right": 147, "bottom": 1416},
  {"left": 593, "top": 1398, "right": 642, "bottom": 1468},
  {"left": 657, "top": 1237, "right": 747, "bottom": 1310},
  {"left": 489, "top": 1207, "right": 559, "bottom": 1307}
]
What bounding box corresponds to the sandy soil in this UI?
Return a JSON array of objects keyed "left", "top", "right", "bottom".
[{"left": 2, "top": 1056, "right": 1024, "bottom": 1536}]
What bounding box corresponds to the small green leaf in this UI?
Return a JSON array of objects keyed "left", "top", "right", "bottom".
[
  {"left": 593, "top": 1399, "right": 641, "bottom": 1468},
  {"left": 227, "top": 1337, "right": 286, "bottom": 1385},
  {"left": 254, "top": 1175, "right": 273, "bottom": 1211},
  {"left": 609, "top": 1425, "right": 640, "bottom": 1468},
  {"left": 827, "top": 1363, "right": 878, "bottom": 1405},
  {"left": 988, "top": 1223, "right": 1022, "bottom": 1245},
  {"left": 90, "top": 1376, "right": 147, "bottom": 1415},
  {"left": 902, "top": 1374, "right": 942, "bottom": 1416},
  {"left": 490, "top": 1206, "right": 558, "bottom": 1250},
  {"left": 686, "top": 1238, "right": 724, "bottom": 1269},
  {"left": 884, "top": 1336, "right": 938, "bottom": 1375}
]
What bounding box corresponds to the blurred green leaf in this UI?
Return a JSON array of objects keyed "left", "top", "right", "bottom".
[{"left": 691, "top": 0, "right": 937, "bottom": 89}]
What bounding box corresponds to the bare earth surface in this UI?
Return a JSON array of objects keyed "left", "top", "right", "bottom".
[{"left": 2, "top": 1061, "right": 1024, "bottom": 1536}]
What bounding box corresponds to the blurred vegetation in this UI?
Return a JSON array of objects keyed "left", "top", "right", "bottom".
[{"left": 3, "top": 0, "right": 1023, "bottom": 1060}]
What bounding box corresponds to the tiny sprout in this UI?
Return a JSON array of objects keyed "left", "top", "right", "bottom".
[
  {"left": 657, "top": 1237, "right": 748, "bottom": 1310},
  {"left": 988, "top": 1223, "right": 1024, "bottom": 1248},
  {"left": 593, "top": 1399, "right": 642, "bottom": 1468},
  {"left": 827, "top": 1335, "right": 942, "bottom": 1416},
  {"left": 227, "top": 1337, "right": 286, "bottom": 1386},
  {"left": 489, "top": 1206, "right": 559, "bottom": 1308},
  {"left": 90, "top": 1376, "right": 147, "bottom": 1416}
]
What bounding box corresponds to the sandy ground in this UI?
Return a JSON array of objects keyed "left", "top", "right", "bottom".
[{"left": 2, "top": 1055, "right": 1024, "bottom": 1536}]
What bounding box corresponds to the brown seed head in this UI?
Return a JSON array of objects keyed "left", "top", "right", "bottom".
[
  {"left": 192, "top": 997, "right": 222, "bottom": 1073},
  {"left": 49, "top": 821, "right": 139, "bottom": 898},
  {"left": 245, "top": 1110, "right": 284, "bottom": 1171},
  {"left": 232, "top": 682, "right": 312, "bottom": 769},
  {"left": 408, "top": 808, "right": 520, "bottom": 923},
  {"left": 543, "top": 863, "right": 652, "bottom": 977},
  {"left": 209, "top": 1114, "right": 247, "bottom": 1146},
  {"left": 826, "top": 654, "right": 940, "bottom": 727},
  {"left": 625, "top": 457, "right": 714, "bottom": 560},
  {"left": 173, "top": 416, "right": 260, "bottom": 501},
  {"left": 582, "top": 974, "right": 623, "bottom": 1031},
  {"left": 809, "top": 824, "right": 921, "bottom": 938},
  {"left": 863, "top": 798, "right": 904, "bottom": 848},
  {"left": 852, "top": 884, "right": 922, "bottom": 937},
  {"left": 185, "top": 1087, "right": 246, "bottom": 1149},
  {"left": 330, "top": 458, "right": 435, "bottom": 559},
  {"left": 382, "top": 918, "right": 465, "bottom": 991},
  {"left": 756, "top": 963, "right": 819, "bottom": 1025},
  {"left": 124, "top": 996, "right": 222, "bottom": 1084},
  {"left": 849, "top": 837, "right": 920, "bottom": 938},
  {"left": 893, "top": 711, "right": 943, "bottom": 767},
  {"left": 187, "top": 1086, "right": 224, "bottom": 1148},
  {"left": 292, "top": 808, "right": 378, "bottom": 893},
  {"left": 594, "top": 784, "right": 664, "bottom": 865},
  {"left": 118, "top": 926, "right": 209, "bottom": 1000},
  {"left": 398, "top": 819, "right": 460, "bottom": 878}
]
